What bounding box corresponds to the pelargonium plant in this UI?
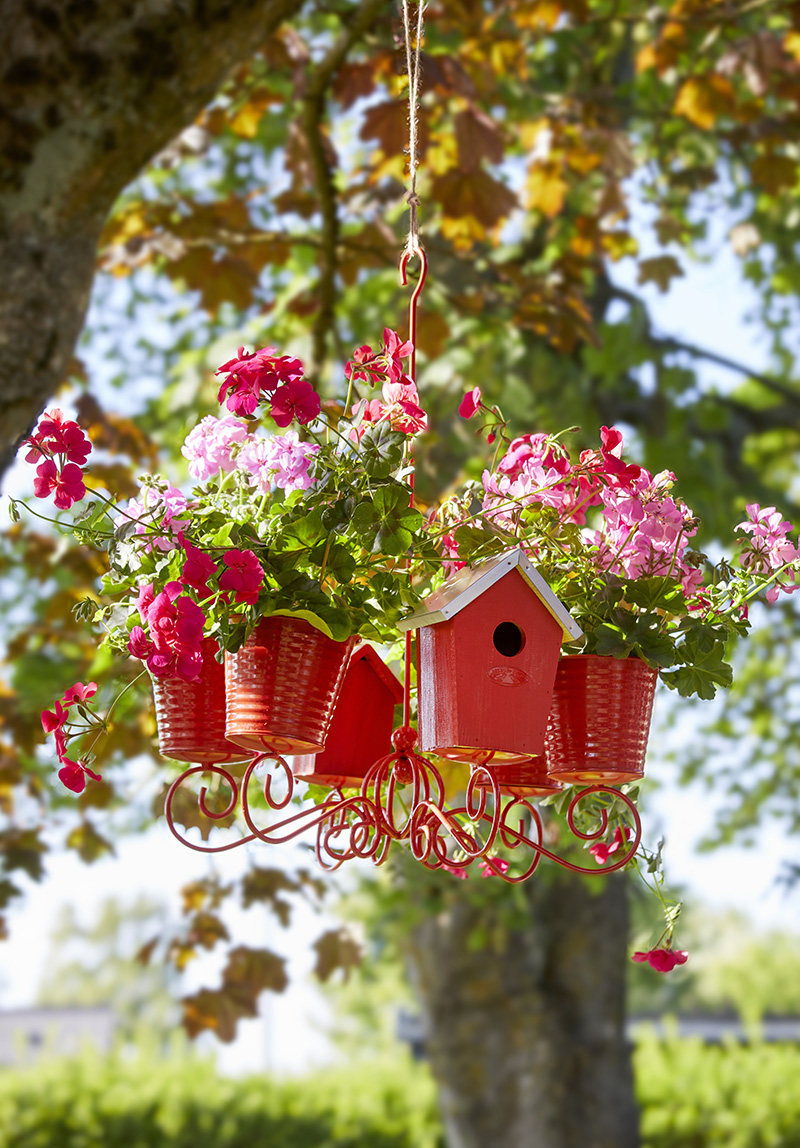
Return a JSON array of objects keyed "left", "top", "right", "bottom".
[
  {"left": 445, "top": 393, "right": 800, "bottom": 701},
  {"left": 15, "top": 329, "right": 439, "bottom": 790}
]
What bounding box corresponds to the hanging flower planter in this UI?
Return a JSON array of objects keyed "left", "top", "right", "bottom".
[
  {"left": 224, "top": 616, "right": 356, "bottom": 755},
  {"left": 152, "top": 638, "right": 246, "bottom": 764},
  {"left": 544, "top": 654, "right": 658, "bottom": 784}
]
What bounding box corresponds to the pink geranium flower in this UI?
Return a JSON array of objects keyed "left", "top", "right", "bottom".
[
  {"left": 441, "top": 863, "right": 468, "bottom": 880},
  {"left": 219, "top": 548, "right": 263, "bottom": 605},
  {"left": 269, "top": 379, "right": 322, "bottom": 428},
  {"left": 238, "top": 432, "right": 319, "bottom": 495},
  {"left": 181, "top": 415, "right": 250, "bottom": 481},
  {"left": 632, "top": 947, "right": 689, "bottom": 973},
  {"left": 458, "top": 388, "right": 482, "bottom": 419}
]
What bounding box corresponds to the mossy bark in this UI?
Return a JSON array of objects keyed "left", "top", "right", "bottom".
[{"left": 407, "top": 872, "right": 639, "bottom": 1148}]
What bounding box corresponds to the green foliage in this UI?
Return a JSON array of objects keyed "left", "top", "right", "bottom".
[
  {"left": 0, "top": 1051, "right": 443, "bottom": 1148},
  {"left": 6, "top": 1039, "right": 800, "bottom": 1148},
  {"left": 636, "top": 1033, "right": 800, "bottom": 1148}
]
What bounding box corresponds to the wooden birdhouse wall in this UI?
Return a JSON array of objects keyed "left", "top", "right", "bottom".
[
  {"left": 417, "top": 570, "right": 564, "bottom": 764},
  {"left": 293, "top": 646, "right": 402, "bottom": 788}
]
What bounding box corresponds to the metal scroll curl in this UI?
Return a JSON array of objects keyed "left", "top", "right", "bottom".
[{"left": 163, "top": 748, "right": 642, "bottom": 881}]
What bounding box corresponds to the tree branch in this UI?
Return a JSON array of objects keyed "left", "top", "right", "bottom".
[
  {"left": 607, "top": 282, "right": 800, "bottom": 408},
  {"left": 0, "top": 0, "right": 305, "bottom": 482}
]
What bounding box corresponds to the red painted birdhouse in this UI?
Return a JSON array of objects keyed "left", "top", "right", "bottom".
[
  {"left": 399, "top": 549, "right": 582, "bottom": 766},
  {"left": 293, "top": 644, "right": 403, "bottom": 789}
]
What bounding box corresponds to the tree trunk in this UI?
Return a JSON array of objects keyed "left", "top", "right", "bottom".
[
  {"left": 406, "top": 872, "right": 639, "bottom": 1148},
  {"left": 0, "top": 0, "right": 303, "bottom": 480}
]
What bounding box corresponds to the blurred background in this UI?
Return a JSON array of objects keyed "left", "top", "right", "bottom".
[{"left": 1, "top": 2, "right": 800, "bottom": 1146}]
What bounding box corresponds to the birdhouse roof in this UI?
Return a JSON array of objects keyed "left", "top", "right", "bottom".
[
  {"left": 351, "top": 643, "right": 404, "bottom": 702},
  {"left": 397, "top": 548, "right": 583, "bottom": 642}
]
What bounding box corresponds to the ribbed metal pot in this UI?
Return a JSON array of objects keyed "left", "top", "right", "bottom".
[
  {"left": 475, "top": 755, "right": 564, "bottom": 797},
  {"left": 225, "top": 616, "right": 356, "bottom": 755},
  {"left": 545, "top": 654, "right": 657, "bottom": 784},
  {"left": 152, "top": 638, "right": 246, "bottom": 763}
]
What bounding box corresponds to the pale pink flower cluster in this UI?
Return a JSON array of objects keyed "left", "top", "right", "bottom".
[
  {"left": 597, "top": 469, "right": 703, "bottom": 596},
  {"left": 237, "top": 431, "right": 319, "bottom": 495},
  {"left": 117, "top": 484, "right": 190, "bottom": 551},
  {"left": 481, "top": 426, "right": 704, "bottom": 596},
  {"left": 181, "top": 415, "right": 250, "bottom": 481},
  {"left": 736, "top": 504, "right": 799, "bottom": 602}
]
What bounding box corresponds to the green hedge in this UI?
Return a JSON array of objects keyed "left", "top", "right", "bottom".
[
  {"left": 636, "top": 1033, "right": 800, "bottom": 1148},
  {"left": 3, "top": 1037, "right": 800, "bottom": 1148},
  {"left": 0, "top": 1053, "right": 443, "bottom": 1148}
]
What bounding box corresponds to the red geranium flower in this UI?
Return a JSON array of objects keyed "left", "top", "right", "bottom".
[
  {"left": 219, "top": 548, "right": 263, "bottom": 605},
  {"left": 589, "top": 825, "right": 631, "bottom": 865},
  {"left": 270, "top": 379, "right": 322, "bottom": 428},
  {"left": 458, "top": 388, "right": 482, "bottom": 419},
  {"left": 58, "top": 758, "right": 102, "bottom": 795},
  {"left": 61, "top": 681, "right": 98, "bottom": 707},
  {"left": 32, "top": 459, "right": 87, "bottom": 509},
  {"left": 478, "top": 857, "right": 510, "bottom": 878},
  {"left": 181, "top": 541, "right": 218, "bottom": 594},
  {"left": 632, "top": 947, "right": 689, "bottom": 973}
]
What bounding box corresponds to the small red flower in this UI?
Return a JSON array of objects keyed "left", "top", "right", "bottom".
[
  {"left": 61, "top": 681, "right": 98, "bottom": 707},
  {"left": 442, "top": 863, "right": 468, "bottom": 880},
  {"left": 58, "top": 758, "right": 102, "bottom": 794},
  {"left": 589, "top": 825, "right": 631, "bottom": 865},
  {"left": 632, "top": 947, "right": 689, "bottom": 973},
  {"left": 478, "top": 857, "right": 510, "bottom": 878},
  {"left": 270, "top": 379, "right": 322, "bottom": 428},
  {"left": 219, "top": 548, "right": 263, "bottom": 605},
  {"left": 181, "top": 542, "right": 218, "bottom": 594},
  {"left": 32, "top": 459, "right": 87, "bottom": 509},
  {"left": 458, "top": 388, "right": 482, "bottom": 419}
]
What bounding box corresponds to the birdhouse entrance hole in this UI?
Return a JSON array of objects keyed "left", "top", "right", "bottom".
[{"left": 493, "top": 621, "right": 525, "bottom": 658}]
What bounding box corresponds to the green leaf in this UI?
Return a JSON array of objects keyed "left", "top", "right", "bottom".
[{"left": 360, "top": 424, "right": 405, "bottom": 478}]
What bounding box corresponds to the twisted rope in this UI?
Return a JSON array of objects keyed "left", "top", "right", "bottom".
[{"left": 402, "top": 0, "right": 426, "bottom": 258}]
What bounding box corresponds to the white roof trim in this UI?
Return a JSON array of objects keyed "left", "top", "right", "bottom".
[{"left": 398, "top": 549, "right": 583, "bottom": 641}]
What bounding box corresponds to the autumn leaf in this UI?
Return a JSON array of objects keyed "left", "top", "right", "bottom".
[
  {"left": 312, "top": 927, "right": 363, "bottom": 983},
  {"left": 432, "top": 169, "right": 517, "bottom": 228},
  {"left": 136, "top": 936, "right": 159, "bottom": 966},
  {"left": 361, "top": 101, "right": 429, "bottom": 157},
  {"left": 229, "top": 87, "right": 278, "bottom": 139},
  {"left": 526, "top": 163, "right": 568, "bottom": 218},
  {"left": 181, "top": 877, "right": 232, "bottom": 915},
  {"left": 674, "top": 74, "right": 736, "bottom": 130},
  {"left": 241, "top": 866, "right": 300, "bottom": 926},
  {"left": 223, "top": 945, "right": 288, "bottom": 998},
  {"left": 333, "top": 61, "right": 377, "bottom": 108},
  {"left": 637, "top": 255, "right": 685, "bottom": 293},
  {"left": 0, "top": 828, "right": 48, "bottom": 880},
  {"left": 750, "top": 154, "right": 797, "bottom": 195},
  {"left": 454, "top": 106, "right": 504, "bottom": 171},
  {"left": 187, "top": 911, "right": 230, "bottom": 951},
  {"left": 65, "top": 821, "right": 114, "bottom": 865},
  {"left": 415, "top": 309, "right": 451, "bottom": 358}
]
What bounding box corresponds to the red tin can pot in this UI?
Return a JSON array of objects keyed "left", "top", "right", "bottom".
[
  {"left": 545, "top": 654, "right": 658, "bottom": 784},
  {"left": 293, "top": 645, "right": 402, "bottom": 789},
  {"left": 152, "top": 638, "right": 247, "bottom": 764},
  {"left": 225, "top": 616, "right": 356, "bottom": 755}
]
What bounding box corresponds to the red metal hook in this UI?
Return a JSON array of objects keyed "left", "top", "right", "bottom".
[{"left": 399, "top": 247, "right": 428, "bottom": 381}]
